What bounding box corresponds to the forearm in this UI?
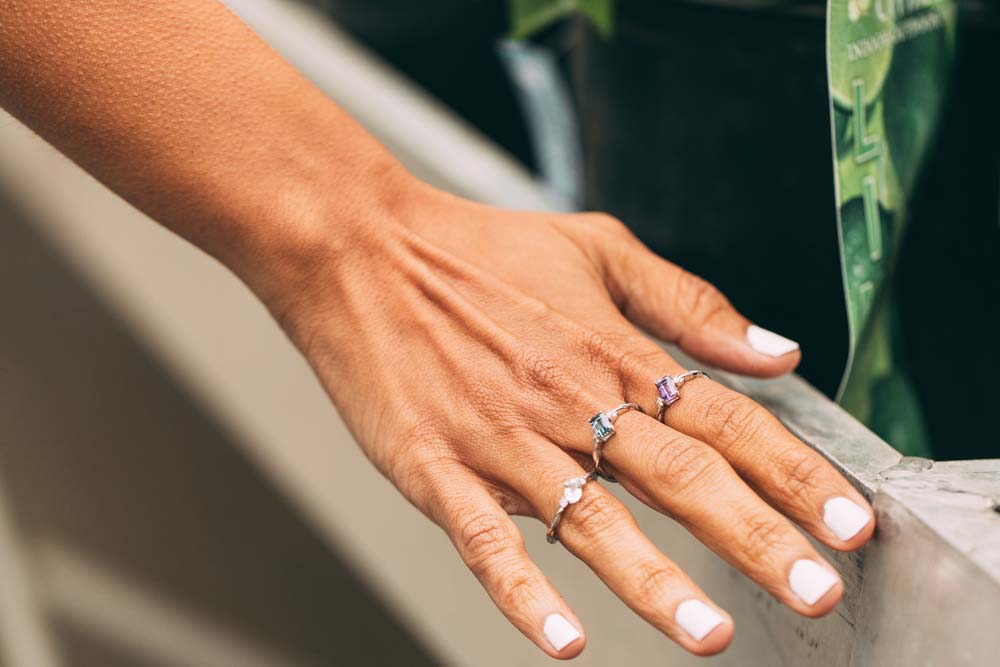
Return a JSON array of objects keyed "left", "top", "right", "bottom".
[{"left": 0, "top": 0, "right": 413, "bottom": 295}]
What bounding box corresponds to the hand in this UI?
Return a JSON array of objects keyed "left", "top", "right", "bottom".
[
  {"left": 265, "top": 180, "right": 875, "bottom": 659},
  {"left": 0, "top": 2, "right": 871, "bottom": 659}
]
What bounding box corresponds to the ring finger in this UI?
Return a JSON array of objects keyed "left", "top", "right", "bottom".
[
  {"left": 591, "top": 409, "right": 844, "bottom": 616},
  {"left": 489, "top": 436, "right": 734, "bottom": 655}
]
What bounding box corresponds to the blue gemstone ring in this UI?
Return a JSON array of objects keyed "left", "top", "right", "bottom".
[
  {"left": 654, "top": 370, "right": 710, "bottom": 422},
  {"left": 589, "top": 402, "right": 644, "bottom": 482}
]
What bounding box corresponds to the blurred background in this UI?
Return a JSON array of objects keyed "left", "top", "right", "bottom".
[
  {"left": 0, "top": 1, "right": 997, "bottom": 665},
  {"left": 307, "top": 0, "right": 1000, "bottom": 460}
]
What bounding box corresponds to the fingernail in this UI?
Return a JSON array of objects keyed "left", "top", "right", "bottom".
[
  {"left": 543, "top": 613, "right": 581, "bottom": 651},
  {"left": 823, "top": 496, "right": 872, "bottom": 541},
  {"left": 747, "top": 324, "right": 800, "bottom": 357},
  {"left": 788, "top": 559, "right": 839, "bottom": 605},
  {"left": 675, "top": 599, "right": 724, "bottom": 641}
]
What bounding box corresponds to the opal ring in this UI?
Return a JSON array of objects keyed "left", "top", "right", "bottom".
[
  {"left": 654, "top": 371, "right": 711, "bottom": 422},
  {"left": 547, "top": 472, "right": 598, "bottom": 544},
  {"left": 590, "top": 402, "right": 644, "bottom": 482}
]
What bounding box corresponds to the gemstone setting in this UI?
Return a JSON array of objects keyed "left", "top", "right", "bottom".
[
  {"left": 655, "top": 374, "right": 680, "bottom": 406},
  {"left": 560, "top": 476, "right": 588, "bottom": 507},
  {"left": 589, "top": 412, "right": 615, "bottom": 443}
]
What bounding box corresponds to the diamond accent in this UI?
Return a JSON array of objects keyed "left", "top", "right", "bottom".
[
  {"left": 561, "top": 476, "right": 588, "bottom": 506},
  {"left": 589, "top": 412, "right": 615, "bottom": 443},
  {"left": 655, "top": 375, "right": 680, "bottom": 406}
]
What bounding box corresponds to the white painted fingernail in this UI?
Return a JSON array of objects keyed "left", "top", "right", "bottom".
[
  {"left": 823, "top": 496, "right": 872, "bottom": 541},
  {"left": 747, "top": 324, "right": 800, "bottom": 357},
  {"left": 675, "top": 599, "right": 724, "bottom": 641},
  {"left": 788, "top": 559, "right": 839, "bottom": 605},
  {"left": 543, "top": 613, "right": 581, "bottom": 651}
]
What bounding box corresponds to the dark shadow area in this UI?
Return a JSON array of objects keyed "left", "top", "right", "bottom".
[
  {"left": 300, "top": 0, "right": 999, "bottom": 459},
  {"left": 571, "top": 0, "right": 848, "bottom": 397},
  {"left": 54, "top": 621, "right": 173, "bottom": 667},
  {"left": 310, "top": 0, "right": 536, "bottom": 170},
  {"left": 0, "top": 197, "right": 440, "bottom": 667},
  {"left": 896, "top": 6, "right": 1000, "bottom": 460}
]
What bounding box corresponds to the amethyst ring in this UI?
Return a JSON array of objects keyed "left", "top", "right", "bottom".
[
  {"left": 654, "top": 370, "right": 710, "bottom": 422},
  {"left": 589, "top": 402, "right": 644, "bottom": 482}
]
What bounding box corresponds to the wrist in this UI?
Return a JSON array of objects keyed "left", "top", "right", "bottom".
[
  {"left": 222, "top": 147, "right": 435, "bottom": 334},
  {"left": 215, "top": 140, "right": 425, "bottom": 314}
]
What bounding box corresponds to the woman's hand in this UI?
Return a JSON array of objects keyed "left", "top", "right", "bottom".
[
  {"left": 0, "top": 2, "right": 872, "bottom": 656},
  {"left": 266, "top": 180, "right": 875, "bottom": 659}
]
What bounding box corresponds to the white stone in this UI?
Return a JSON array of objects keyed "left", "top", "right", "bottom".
[{"left": 561, "top": 477, "right": 587, "bottom": 505}]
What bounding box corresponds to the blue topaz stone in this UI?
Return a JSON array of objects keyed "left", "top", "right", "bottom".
[{"left": 590, "top": 412, "right": 615, "bottom": 443}]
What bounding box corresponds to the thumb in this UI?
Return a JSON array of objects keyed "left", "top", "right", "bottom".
[{"left": 601, "top": 226, "right": 800, "bottom": 377}]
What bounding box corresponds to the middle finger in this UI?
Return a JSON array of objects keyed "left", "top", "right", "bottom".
[
  {"left": 519, "top": 374, "right": 845, "bottom": 615},
  {"left": 610, "top": 337, "right": 874, "bottom": 552},
  {"left": 593, "top": 409, "right": 843, "bottom": 616}
]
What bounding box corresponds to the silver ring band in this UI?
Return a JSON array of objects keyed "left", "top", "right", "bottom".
[
  {"left": 654, "top": 370, "right": 710, "bottom": 422},
  {"left": 590, "top": 402, "right": 644, "bottom": 482},
  {"left": 546, "top": 472, "right": 598, "bottom": 544}
]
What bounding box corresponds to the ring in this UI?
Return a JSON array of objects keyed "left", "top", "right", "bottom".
[
  {"left": 546, "top": 472, "right": 598, "bottom": 544},
  {"left": 590, "top": 402, "right": 644, "bottom": 482},
  {"left": 654, "top": 370, "right": 710, "bottom": 422}
]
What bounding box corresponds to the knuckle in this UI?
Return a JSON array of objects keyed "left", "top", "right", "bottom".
[
  {"left": 495, "top": 568, "right": 538, "bottom": 611},
  {"left": 598, "top": 331, "right": 665, "bottom": 384},
  {"left": 567, "top": 491, "right": 628, "bottom": 541},
  {"left": 455, "top": 509, "right": 520, "bottom": 574},
  {"left": 623, "top": 345, "right": 669, "bottom": 376},
  {"left": 577, "top": 330, "right": 628, "bottom": 388},
  {"left": 699, "top": 393, "right": 769, "bottom": 451},
  {"left": 650, "top": 437, "right": 719, "bottom": 496},
  {"left": 584, "top": 211, "right": 630, "bottom": 238},
  {"left": 465, "top": 378, "right": 519, "bottom": 433},
  {"left": 740, "top": 513, "right": 789, "bottom": 557},
  {"left": 578, "top": 328, "right": 616, "bottom": 363},
  {"left": 774, "top": 450, "right": 827, "bottom": 499},
  {"left": 631, "top": 561, "right": 678, "bottom": 605},
  {"left": 511, "top": 346, "right": 566, "bottom": 396},
  {"left": 485, "top": 481, "right": 529, "bottom": 516},
  {"left": 389, "top": 456, "right": 429, "bottom": 507},
  {"left": 454, "top": 510, "right": 539, "bottom": 610},
  {"left": 386, "top": 424, "right": 452, "bottom": 501},
  {"left": 676, "top": 271, "right": 729, "bottom": 327},
  {"left": 510, "top": 341, "right": 603, "bottom": 416}
]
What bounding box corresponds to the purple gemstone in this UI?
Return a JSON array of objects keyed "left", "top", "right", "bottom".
[{"left": 655, "top": 375, "right": 680, "bottom": 405}]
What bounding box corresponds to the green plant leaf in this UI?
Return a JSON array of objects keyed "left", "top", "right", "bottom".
[{"left": 509, "top": 0, "right": 613, "bottom": 39}]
